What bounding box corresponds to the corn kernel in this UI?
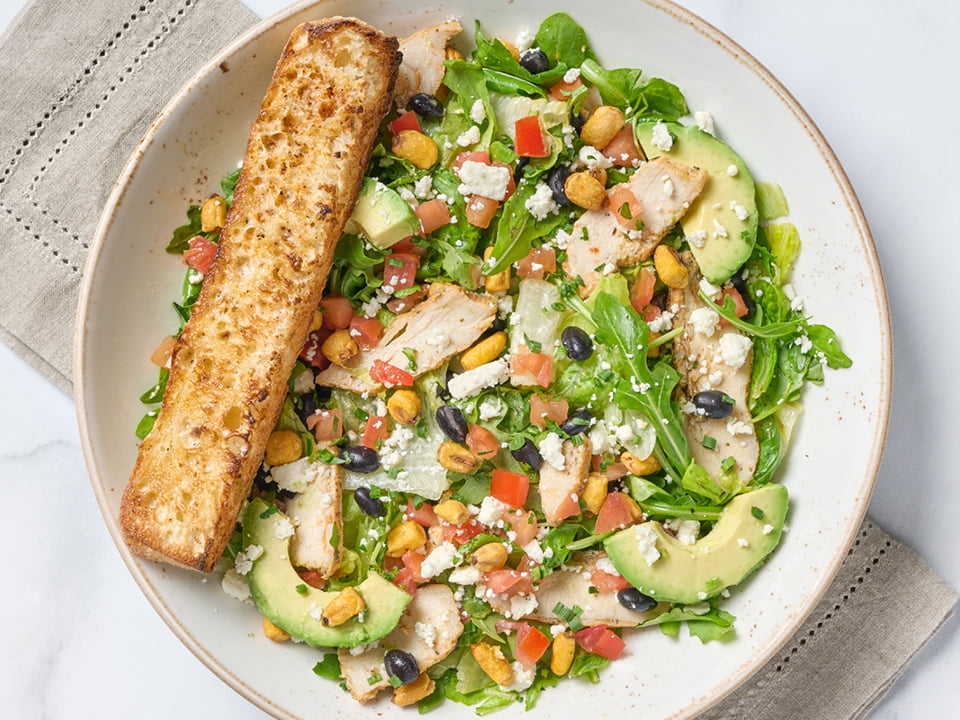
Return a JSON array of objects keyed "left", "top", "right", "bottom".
[
  {"left": 550, "top": 631, "right": 576, "bottom": 675},
  {"left": 436, "top": 441, "right": 479, "bottom": 473},
  {"left": 262, "top": 616, "right": 290, "bottom": 643},
  {"left": 264, "top": 430, "right": 302, "bottom": 466},
  {"left": 387, "top": 389, "right": 421, "bottom": 425},
  {"left": 621, "top": 450, "right": 662, "bottom": 476},
  {"left": 321, "top": 586, "right": 365, "bottom": 626},
  {"left": 321, "top": 329, "right": 359, "bottom": 366},
  {"left": 434, "top": 498, "right": 470, "bottom": 525},
  {"left": 498, "top": 38, "right": 521, "bottom": 61},
  {"left": 200, "top": 194, "right": 227, "bottom": 232},
  {"left": 582, "top": 472, "right": 609, "bottom": 515},
  {"left": 392, "top": 673, "right": 435, "bottom": 707},
  {"left": 461, "top": 332, "right": 507, "bottom": 371},
  {"left": 483, "top": 247, "right": 511, "bottom": 294},
  {"left": 445, "top": 46, "right": 464, "bottom": 61},
  {"left": 386, "top": 520, "right": 427, "bottom": 557},
  {"left": 308, "top": 308, "right": 324, "bottom": 333},
  {"left": 580, "top": 106, "right": 625, "bottom": 150},
  {"left": 564, "top": 172, "right": 607, "bottom": 211},
  {"left": 469, "top": 542, "right": 508, "bottom": 572},
  {"left": 653, "top": 245, "right": 689, "bottom": 289},
  {"left": 471, "top": 643, "right": 515, "bottom": 686},
  {"left": 392, "top": 130, "right": 438, "bottom": 169}
]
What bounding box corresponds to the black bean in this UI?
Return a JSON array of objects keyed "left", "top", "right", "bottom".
[
  {"left": 483, "top": 316, "right": 507, "bottom": 338},
  {"left": 650, "top": 290, "right": 668, "bottom": 312},
  {"left": 384, "top": 649, "right": 420, "bottom": 685},
  {"left": 511, "top": 438, "right": 543, "bottom": 470},
  {"left": 406, "top": 93, "right": 444, "bottom": 119},
  {"left": 354, "top": 486, "right": 386, "bottom": 518},
  {"left": 294, "top": 391, "right": 318, "bottom": 425},
  {"left": 569, "top": 111, "right": 585, "bottom": 132},
  {"left": 314, "top": 385, "right": 333, "bottom": 402},
  {"left": 617, "top": 587, "right": 657, "bottom": 613},
  {"left": 693, "top": 390, "right": 734, "bottom": 419},
  {"left": 253, "top": 464, "right": 273, "bottom": 492},
  {"left": 560, "top": 408, "right": 592, "bottom": 436},
  {"left": 547, "top": 164, "right": 572, "bottom": 207},
  {"left": 519, "top": 48, "right": 550, "bottom": 74},
  {"left": 561, "top": 326, "right": 593, "bottom": 361},
  {"left": 514, "top": 155, "right": 530, "bottom": 182},
  {"left": 342, "top": 445, "right": 380, "bottom": 474},
  {"left": 436, "top": 405, "right": 468, "bottom": 443}
]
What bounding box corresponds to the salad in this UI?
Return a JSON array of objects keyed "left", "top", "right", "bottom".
[{"left": 136, "top": 13, "right": 850, "bottom": 714}]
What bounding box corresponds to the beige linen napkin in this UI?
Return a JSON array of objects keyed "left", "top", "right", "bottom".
[{"left": 0, "top": 1, "right": 954, "bottom": 718}]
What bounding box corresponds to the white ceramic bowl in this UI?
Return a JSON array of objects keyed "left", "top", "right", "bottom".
[{"left": 75, "top": 1, "right": 891, "bottom": 718}]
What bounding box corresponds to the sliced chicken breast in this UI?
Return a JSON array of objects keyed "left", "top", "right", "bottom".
[
  {"left": 563, "top": 157, "right": 707, "bottom": 296},
  {"left": 285, "top": 461, "right": 343, "bottom": 578},
  {"left": 316, "top": 283, "right": 496, "bottom": 393},
  {"left": 538, "top": 438, "right": 592, "bottom": 526},
  {"left": 394, "top": 21, "right": 463, "bottom": 107},
  {"left": 339, "top": 584, "right": 463, "bottom": 702}
]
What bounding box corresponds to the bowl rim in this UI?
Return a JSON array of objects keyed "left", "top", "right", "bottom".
[{"left": 73, "top": 1, "right": 892, "bottom": 718}]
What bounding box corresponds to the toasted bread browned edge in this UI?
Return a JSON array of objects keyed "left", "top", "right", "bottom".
[{"left": 119, "top": 18, "right": 401, "bottom": 572}]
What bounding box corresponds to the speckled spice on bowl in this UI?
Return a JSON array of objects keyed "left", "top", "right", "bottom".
[{"left": 74, "top": 1, "right": 891, "bottom": 718}]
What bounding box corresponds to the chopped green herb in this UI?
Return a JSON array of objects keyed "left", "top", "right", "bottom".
[
  {"left": 402, "top": 347, "right": 419, "bottom": 372},
  {"left": 751, "top": 506, "right": 765, "bottom": 520},
  {"left": 702, "top": 435, "right": 717, "bottom": 450},
  {"left": 259, "top": 505, "right": 279, "bottom": 519},
  {"left": 368, "top": 672, "right": 384, "bottom": 685},
  {"left": 295, "top": 583, "right": 309, "bottom": 595},
  {"left": 720, "top": 456, "right": 737, "bottom": 472}
]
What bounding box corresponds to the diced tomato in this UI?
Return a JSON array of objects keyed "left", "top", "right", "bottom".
[
  {"left": 516, "top": 247, "right": 557, "bottom": 279},
  {"left": 415, "top": 198, "right": 452, "bottom": 235},
  {"left": 453, "top": 150, "right": 490, "bottom": 174},
  {"left": 511, "top": 346, "right": 553, "bottom": 388},
  {"left": 388, "top": 111, "right": 422, "bottom": 135},
  {"left": 594, "top": 491, "right": 641, "bottom": 534},
  {"left": 150, "top": 335, "right": 176, "bottom": 368},
  {"left": 513, "top": 555, "right": 538, "bottom": 595},
  {"left": 392, "top": 566, "right": 418, "bottom": 595},
  {"left": 630, "top": 267, "right": 661, "bottom": 322},
  {"left": 529, "top": 395, "right": 569, "bottom": 428},
  {"left": 491, "top": 469, "right": 530, "bottom": 508},
  {"left": 484, "top": 569, "right": 523, "bottom": 594},
  {"left": 306, "top": 408, "right": 343, "bottom": 442},
  {"left": 299, "top": 328, "right": 331, "bottom": 370},
  {"left": 574, "top": 625, "right": 626, "bottom": 660},
  {"left": 465, "top": 195, "right": 500, "bottom": 229},
  {"left": 466, "top": 424, "right": 499, "bottom": 460},
  {"left": 602, "top": 126, "right": 643, "bottom": 167},
  {"left": 182, "top": 235, "right": 217, "bottom": 275},
  {"left": 504, "top": 509, "right": 539, "bottom": 546},
  {"left": 490, "top": 161, "right": 517, "bottom": 200},
  {"left": 348, "top": 315, "right": 383, "bottom": 350},
  {"left": 549, "top": 76, "right": 583, "bottom": 100},
  {"left": 406, "top": 499, "right": 440, "bottom": 527},
  {"left": 298, "top": 569, "right": 325, "bottom": 590},
  {"left": 383, "top": 252, "right": 420, "bottom": 291},
  {"left": 386, "top": 288, "right": 426, "bottom": 314},
  {"left": 320, "top": 295, "right": 354, "bottom": 330},
  {"left": 590, "top": 568, "right": 631, "bottom": 593},
  {"left": 720, "top": 286, "right": 749, "bottom": 318},
  {"left": 401, "top": 550, "right": 427, "bottom": 582},
  {"left": 608, "top": 184, "right": 644, "bottom": 229},
  {"left": 515, "top": 624, "right": 551, "bottom": 669},
  {"left": 442, "top": 519, "right": 485, "bottom": 546},
  {"left": 361, "top": 414, "right": 389, "bottom": 449},
  {"left": 515, "top": 115, "right": 548, "bottom": 158},
  {"left": 369, "top": 359, "right": 415, "bottom": 387}
]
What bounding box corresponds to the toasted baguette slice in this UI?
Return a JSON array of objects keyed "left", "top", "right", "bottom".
[{"left": 120, "top": 19, "right": 401, "bottom": 572}]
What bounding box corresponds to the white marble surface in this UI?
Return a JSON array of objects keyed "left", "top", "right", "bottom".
[{"left": 1, "top": 0, "right": 957, "bottom": 718}]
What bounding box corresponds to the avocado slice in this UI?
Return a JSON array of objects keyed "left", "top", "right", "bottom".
[
  {"left": 241, "top": 498, "right": 411, "bottom": 647},
  {"left": 635, "top": 121, "right": 757, "bottom": 284},
  {"left": 603, "top": 484, "right": 788, "bottom": 605},
  {"left": 346, "top": 177, "right": 420, "bottom": 249}
]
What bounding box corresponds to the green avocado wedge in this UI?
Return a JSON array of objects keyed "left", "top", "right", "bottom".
[
  {"left": 346, "top": 177, "right": 420, "bottom": 249},
  {"left": 635, "top": 120, "right": 758, "bottom": 284},
  {"left": 241, "top": 498, "right": 411, "bottom": 648},
  {"left": 604, "top": 484, "right": 789, "bottom": 605}
]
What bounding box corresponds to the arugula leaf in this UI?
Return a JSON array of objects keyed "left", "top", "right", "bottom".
[
  {"left": 534, "top": 13, "right": 597, "bottom": 67},
  {"left": 474, "top": 22, "right": 568, "bottom": 88},
  {"left": 640, "top": 605, "right": 737, "bottom": 643},
  {"left": 579, "top": 61, "right": 688, "bottom": 118},
  {"left": 165, "top": 205, "right": 203, "bottom": 254},
  {"left": 139, "top": 367, "right": 169, "bottom": 404},
  {"left": 700, "top": 290, "right": 801, "bottom": 339},
  {"left": 484, "top": 182, "right": 567, "bottom": 274},
  {"left": 327, "top": 234, "right": 386, "bottom": 303},
  {"left": 312, "top": 653, "right": 342, "bottom": 679},
  {"left": 806, "top": 324, "right": 852, "bottom": 369},
  {"left": 590, "top": 292, "right": 691, "bottom": 481},
  {"left": 220, "top": 167, "right": 241, "bottom": 205}
]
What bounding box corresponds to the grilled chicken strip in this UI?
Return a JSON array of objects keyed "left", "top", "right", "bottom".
[
  {"left": 285, "top": 461, "right": 343, "bottom": 578},
  {"left": 394, "top": 20, "right": 463, "bottom": 107},
  {"left": 316, "top": 283, "right": 496, "bottom": 393},
  {"left": 669, "top": 254, "right": 759, "bottom": 481},
  {"left": 538, "top": 438, "right": 592, "bottom": 526},
  {"left": 563, "top": 156, "right": 707, "bottom": 296},
  {"left": 339, "top": 584, "right": 463, "bottom": 702}
]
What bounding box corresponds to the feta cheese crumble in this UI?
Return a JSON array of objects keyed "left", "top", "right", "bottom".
[
  {"left": 420, "top": 542, "right": 458, "bottom": 578},
  {"left": 694, "top": 110, "right": 715, "bottom": 135},
  {"left": 525, "top": 182, "right": 559, "bottom": 220},
  {"left": 634, "top": 525, "right": 661, "bottom": 565},
  {"left": 651, "top": 120, "right": 673, "bottom": 151},
  {"left": 689, "top": 307, "right": 720, "bottom": 337},
  {"left": 448, "top": 358, "right": 510, "bottom": 399},
  {"left": 719, "top": 333, "right": 753, "bottom": 369},
  {"left": 457, "top": 161, "right": 511, "bottom": 201},
  {"left": 540, "top": 432, "right": 565, "bottom": 470},
  {"left": 469, "top": 98, "right": 486, "bottom": 124},
  {"left": 456, "top": 125, "right": 481, "bottom": 147}
]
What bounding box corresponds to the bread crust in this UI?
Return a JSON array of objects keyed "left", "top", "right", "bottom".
[{"left": 120, "top": 19, "right": 401, "bottom": 572}]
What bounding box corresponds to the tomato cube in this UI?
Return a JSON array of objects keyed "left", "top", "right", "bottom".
[
  {"left": 630, "top": 267, "right": 661, "bottom": 323},
  {"left": 361, "top": 414, "right": 389, "bottom": 449},
  {"left": 484, "top": 568, "right": 523, "bottom": 594},
  {"left": 602, "top": 126, "right": 643, "bottom": 167},
  {"left": 465, "top": 424, "right": 499, "bottom": 460},
  {"left": 369, "top": 359, "right": 415, "bottom": 387},
  {"left": 516, "top": 247, "right": 557, "bottom": 279},
  {"left": 415, "top": 198, "right": 452, "bottom": 235},
  {"left": 299, "top": 328, "right": 331, "bottom": 370},
  {"left": 348, "top": 315, "right": 383, "bottom": 350},
  {"left": 515, "top": 115, "right": 549, "bottom": 157},
  {"left": 608, "top": 184, "right": 644, "bottom": 229},
  {"left": 454, "top": 150, "right": 490, "bottom": 174},
  {"left": 320, "top": 295, "right": 354, "bottom": 330},
  {"left": 182, "top": 235, "right": 218, "bottom": 275},
  {"left": 406, "top": 499, "right": 440, "bottom": 527},
  {"left": 594, "top": 491, "right": 641, "bottom": 534},
  {"left": 388, "top": 111, "right": 422, "bottom": 135},
  {"left": 529, "top": 395, "right": 568, "bottom": 428},
  {"left": 515, "top": 624, "right": 551, "bottom": 668},
  {"left": 491, "top": 469, "right": 530, "bottom": 508},
  {"left": 383, "top": 252, "right": 420, "bottom": 291},
  {"left": 306, "top": 408, "right": 343, "bottom": 442},
  {"left": 465, "top": 195, "right": 500, "bottom": 229},
  {"left": 511, "top": 347, "right": 553, "bottom": 388},
  {"left": 574, "top": 625, "right": 626, "bottom": 660},
  {"left": 548, "top": 77, "right": 583, "bottom": 100}
]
